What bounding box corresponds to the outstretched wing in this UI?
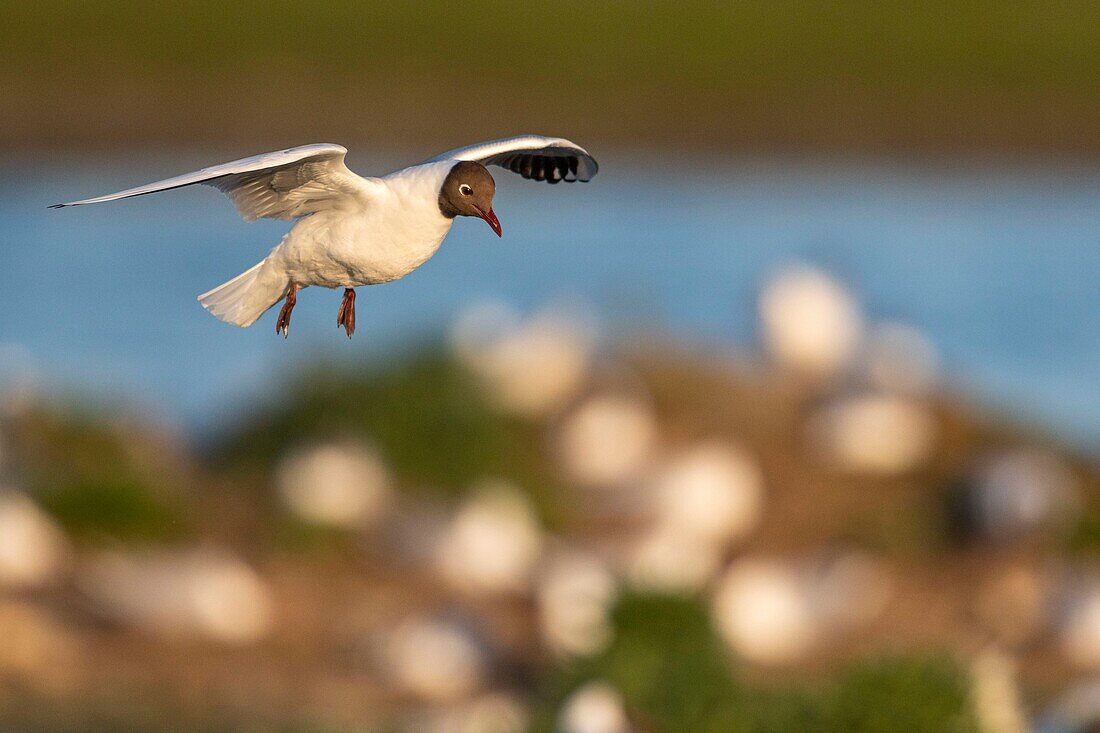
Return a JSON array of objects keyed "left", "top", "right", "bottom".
[
  {"left": 427, "top": 135, "right": 598, "bottom": 184},
  {"left": 50, "top": 143, "right": 372, "bottom": 221}
]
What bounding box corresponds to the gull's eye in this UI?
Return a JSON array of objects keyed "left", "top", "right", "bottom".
[{"left": 459, "top": 184, "right": 473, "bottom": 196}]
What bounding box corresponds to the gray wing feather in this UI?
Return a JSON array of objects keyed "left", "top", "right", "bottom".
[{"left": 50, "top": 143, "right": 371, "bottom": 221}]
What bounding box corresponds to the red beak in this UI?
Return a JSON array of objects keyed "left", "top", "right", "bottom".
[{"left": 478, "top": 207, "right": 503, "bottom": 237}]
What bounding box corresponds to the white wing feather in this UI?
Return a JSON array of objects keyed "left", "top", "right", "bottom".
[
  {"left": 427, "top": 135, "right": 598, "bottom": 184},
  {"left": 50, "top": 144, "right": 373, "bottom": 221}
]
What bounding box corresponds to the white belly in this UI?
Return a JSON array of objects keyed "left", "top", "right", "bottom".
[{"left": 272, "top": 205, "right": 453, "bottom": 289}]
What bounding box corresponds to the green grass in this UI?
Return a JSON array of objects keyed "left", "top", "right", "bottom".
[
  {"left": 530, "top": 590, "right": 977, "bottom": 732},
  {"left": 7, "top": 2, "right": 1099, "bottom": 150},
  {"left": 217, "top": 350, "right": 568, "bottom": 524},
  {"left": 39, "top": 478, "right": 192, "bottom": 542},
  {"left": 7, "top": 2, "right": 1100, "bottom": 94},
  {"left": 1067, "top": 505, "right": 1100, "bottom": 554},
  {"left": 10, "top": 406, "right": 194, "bottom": 542}
]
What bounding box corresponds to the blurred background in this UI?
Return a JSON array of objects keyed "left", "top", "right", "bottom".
[{"left": 1, "top": 2, "right": 1099, "bottom": 731}]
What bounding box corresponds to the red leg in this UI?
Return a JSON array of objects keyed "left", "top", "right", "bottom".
[
  {"left": 275, "top": 282, "right": 298, "bottom": 338},
  {"left": 336, "top": 288, "right": 356, "bottom": 338}
]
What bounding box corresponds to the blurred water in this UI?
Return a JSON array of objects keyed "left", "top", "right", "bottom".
[{"left": 1, "top": 153, "right": 1098, "bottom": 447}]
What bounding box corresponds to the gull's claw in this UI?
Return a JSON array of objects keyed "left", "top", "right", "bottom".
[
  {"left": 276, "top": 283, "right": 298, "bottom": 339},
  {"left": 337, "top": 288, "right": 356, "bottom": 338}
]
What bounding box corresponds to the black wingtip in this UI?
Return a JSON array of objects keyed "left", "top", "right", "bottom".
[{"left": 47, "top": 203, "right": 65, "bottom": 209}]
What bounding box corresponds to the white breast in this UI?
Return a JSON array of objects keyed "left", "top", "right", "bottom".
[{"left": 275, "top": 162, "right": 456, "bottom": 288}]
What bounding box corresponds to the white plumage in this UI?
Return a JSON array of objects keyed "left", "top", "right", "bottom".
[{"left": 51, "top": 135, "right": 598, "bottom": 336}]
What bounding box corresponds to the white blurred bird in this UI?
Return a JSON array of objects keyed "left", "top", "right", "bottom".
[{"left": 51, "top": 136, "right": 598, "bottom": 337}]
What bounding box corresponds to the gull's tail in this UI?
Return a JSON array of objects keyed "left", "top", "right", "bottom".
[{"left": 198, "top": 259, "right": 290, "bottom": 328}]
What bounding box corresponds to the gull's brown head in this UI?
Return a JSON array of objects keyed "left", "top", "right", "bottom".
[{"left": 438, "top": 161, "right": 501, "bottom": 237}]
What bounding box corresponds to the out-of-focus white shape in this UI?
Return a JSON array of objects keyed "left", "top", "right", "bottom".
[
  {"left": 808, "top": 394, "right": 936, "bottom": 475},
  {"left": 626, "top": 527, "right": 724, "bottom": 594},
  {"left": 557, "top": 395, "right": 657, "bottom": 489},
  {"left": 422, "top": 691, "right": 530, "bottom": 733},
  {"left": 451, "top": 301, "right": 595, "bottom": 418},
  {"left": 384, "top": 615, "right": 489, "bottom": 703},
  {"left": 537, "top": 551, "right": 618, "bottom": 658},
  {"left": 970, "top": 647, "right": 1028, "bottom": 733},
  {"left": 436, "top": 482, "right": 544, "bottom": 595},
  {"left": 712, "top": 558, "right": 816, "bottom": 665},
  {"left": 559, "top": 681, "right": 631, "bottom": 733},
  {"left": 275, "top": 440, "right": 393, "bottom": 529},
  {"left": 80, "top": 548, "right": 274, "bottom": 644},
  {"left": 758, "top": 266, "right": 863, "bottom": 380},
  {"left": 650, "top": 442, "right": 764, "bottom": 545},
  {"left": 967, "top": 449, "right": 1080, "bottom": 540},
  {"left": 863, "top": 322, "right": 940, "bottom": 397},
  {"left": 0, "top": 492, "right": 69, "bottom": 589},
  {"left": 806, "top": 552, "right": 892, "bottom": 630}
]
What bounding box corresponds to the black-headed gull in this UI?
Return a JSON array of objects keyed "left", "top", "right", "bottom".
[{"left": 51, "top": 135, "right": 598, "bottom": 337}]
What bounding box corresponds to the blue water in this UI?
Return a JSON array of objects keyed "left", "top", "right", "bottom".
[{"left": 2, "top": 152, "right": 1098, "bottom": 448}]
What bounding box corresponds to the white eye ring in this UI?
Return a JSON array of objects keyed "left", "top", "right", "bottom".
[{"left": 459, "top": 184, "right": 472, "bottom": 196}]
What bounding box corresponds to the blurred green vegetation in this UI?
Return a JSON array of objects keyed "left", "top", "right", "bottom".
[
  {"left": 9, "top": 407, "right": 194, "bottom": 542},
  {"left": 530, "top": 591, "right": 976, "bottom": 733},
  {"left": 9, "top": 1, "right": 1100, "bottom": 92},
  {"left": 218, "top": 352, "right": 568, "bottom": 525},
  {"left": 6, "top": 1, "right": 1100, "bottom": 150},
  {"left": 4, "top": 343, "right": 1091, "bottom": 730},
  {"left": 39, "top": 478, "right": 191, "bottom": 542},
  {"left": 1067, "top": 505, "right": 1100, "bottom": 554}
]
